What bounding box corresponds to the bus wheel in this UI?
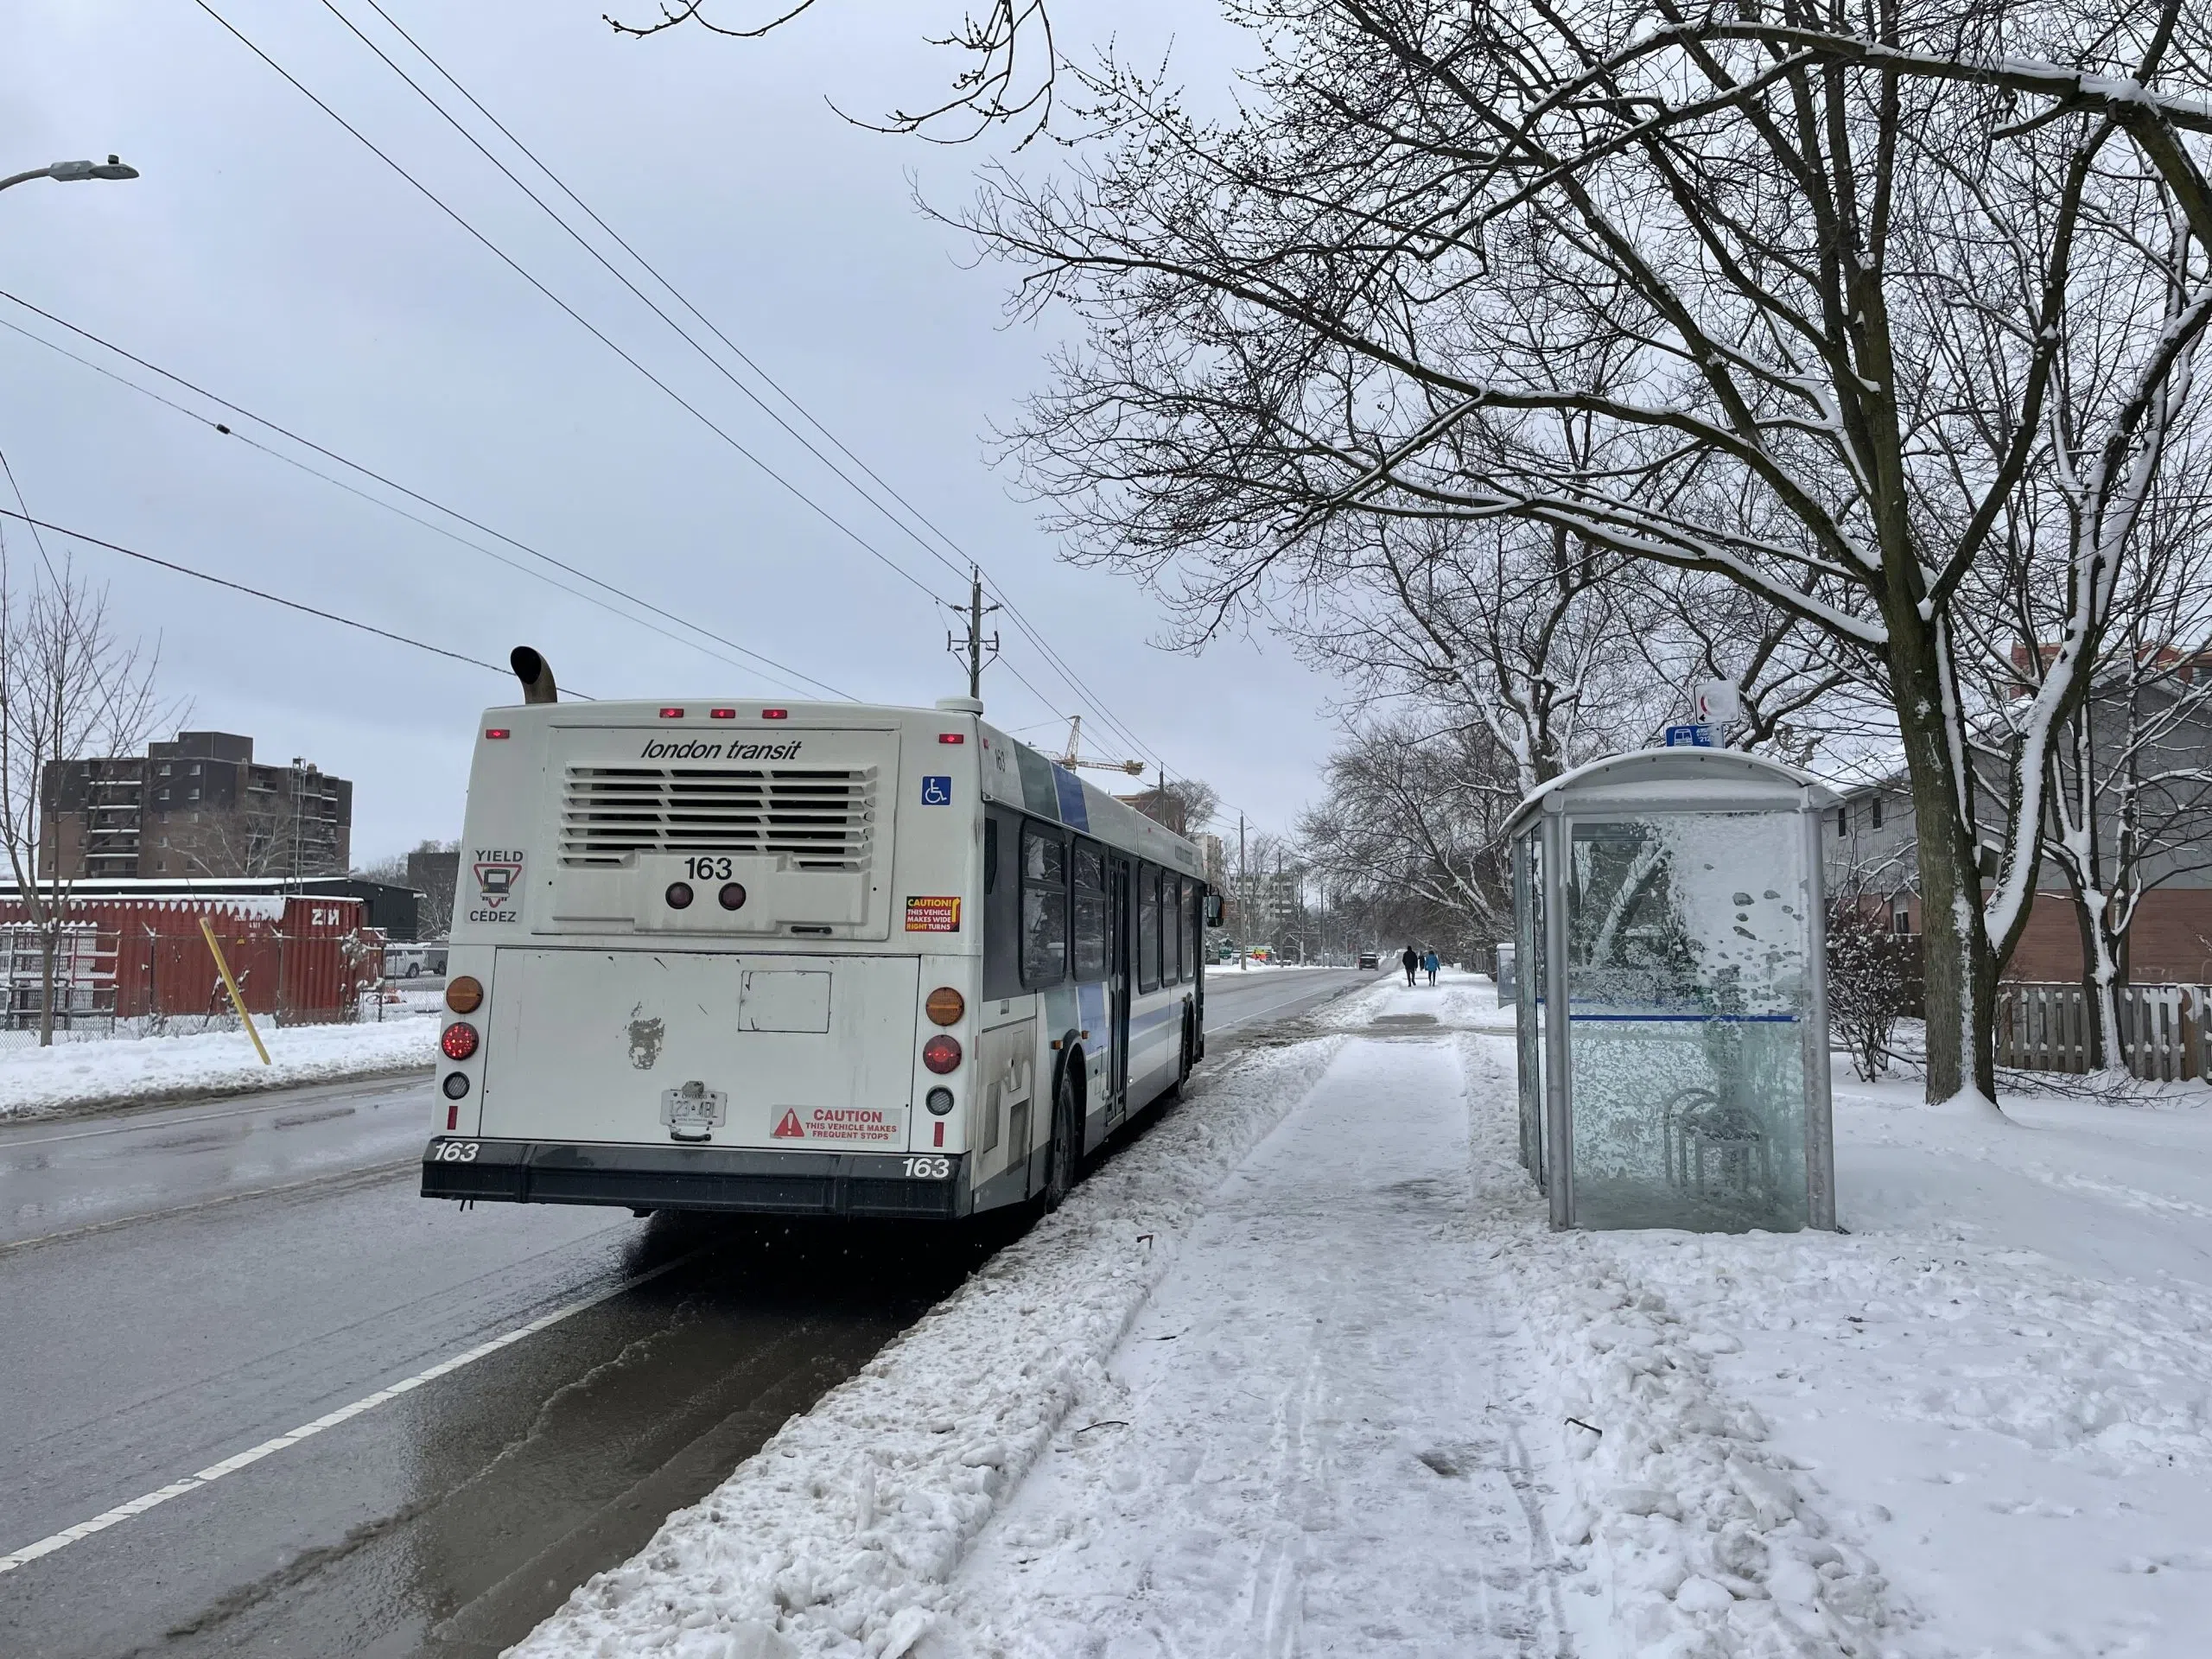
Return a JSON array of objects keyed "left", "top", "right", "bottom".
[{"left": 1044, "top": 1065, "right": 1080, "bottom": 1211}]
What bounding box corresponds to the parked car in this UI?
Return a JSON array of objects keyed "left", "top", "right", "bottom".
[
  {"left": 1357, "top": 950, "right": 1380, "bottom": 969},
  {"left": 384, "top": 943, "right": 448, "bottom": 979}
]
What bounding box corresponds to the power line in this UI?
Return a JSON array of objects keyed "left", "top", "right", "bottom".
[
  {"left": 192, "top": 0, "right": 952, "bottom": 616},
  {"left": 0, "top": 314, "right": 823, "bottom": 700},
  {"left": 194, "top": 1, "right": 1256, "bottom": 823},
  {"left": 0, "top": 443, "right": 61, "bottom": 588},
  {"left": 0, "top": 505, "right": 529, "bottom": 683},
  {"left": 318, "top": 0, "right": 1181, "bottom": 776},
  {"left": 0, "top": 289, "right": 849, "bottom": 700}
]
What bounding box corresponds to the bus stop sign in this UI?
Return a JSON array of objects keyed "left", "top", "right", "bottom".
[{"left": 1664, "top": 723, "right": 1717, "bottom": 747}]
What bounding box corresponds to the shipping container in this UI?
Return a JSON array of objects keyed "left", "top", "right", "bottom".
[{"left": 0, "top": 886, "right": 381, "bottom": 1025}]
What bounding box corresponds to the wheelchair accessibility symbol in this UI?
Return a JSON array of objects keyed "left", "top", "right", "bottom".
[{"left": 920, "top": 775, "right": 953, "bottom": 805}]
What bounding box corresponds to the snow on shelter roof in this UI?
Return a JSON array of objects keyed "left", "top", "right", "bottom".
[{"left": 1503, "top": 747, "right": 1837, "bottom": 837}]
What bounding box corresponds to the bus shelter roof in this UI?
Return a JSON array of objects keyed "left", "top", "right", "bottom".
[{"left": 1502, "top": 747, "right": 1838, "bottom": 839}]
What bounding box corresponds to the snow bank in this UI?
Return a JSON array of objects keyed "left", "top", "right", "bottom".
[
  {"left": 510, "top": 987, "right": 1400, "bottom": 1659},
  {"left": 0, "top": 1017, "right": 436, "bottom": 1119}
]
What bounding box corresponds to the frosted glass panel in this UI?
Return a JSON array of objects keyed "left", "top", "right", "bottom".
[
  {"left": 1513, "top": 830, "right": 1544, "bottom": 1183},
  {"left": 1565, "top": 813, "right": 1809, "bottom": 1231}
]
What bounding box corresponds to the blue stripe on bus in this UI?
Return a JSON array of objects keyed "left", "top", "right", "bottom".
[{"left": 1052, "top": 764, "right": 1090, "bottom": 830}]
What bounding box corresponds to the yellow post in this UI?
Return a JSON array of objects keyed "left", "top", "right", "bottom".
[{"left": 200, "top": 915, "right": 272, "bottom": 1065}]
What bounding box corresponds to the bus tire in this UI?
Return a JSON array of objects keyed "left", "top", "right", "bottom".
[{"left": 1043, "top": 1062, "right": 1080, "bottom": 1211}]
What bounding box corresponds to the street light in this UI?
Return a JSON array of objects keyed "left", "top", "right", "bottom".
[{"left": 0, "top": 155, "right": 140, "bottom": 194}]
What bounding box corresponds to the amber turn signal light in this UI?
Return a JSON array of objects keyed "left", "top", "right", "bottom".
[
  {"left": 925, "top": 986, "right": 965, "bottom": 1027},
  {"left": 445, "top": 975, "right": 483, "bottom": 1014}
]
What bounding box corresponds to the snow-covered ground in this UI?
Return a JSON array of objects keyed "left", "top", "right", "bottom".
[
  {"left": 514, "top": 970, "right": 2212, "bottom": 1659},
  {"left": 0, "top": 1016, "right": 436, "bottom": 1119}
]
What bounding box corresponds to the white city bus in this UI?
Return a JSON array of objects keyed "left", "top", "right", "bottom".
[{"left": 422, "top": 677, "right": 1215, "bottom": 1220}]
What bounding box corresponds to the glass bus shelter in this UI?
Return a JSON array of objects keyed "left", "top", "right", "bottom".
[{"left": 1507, "top": 750, "right": 1838, "bottom": 1232}]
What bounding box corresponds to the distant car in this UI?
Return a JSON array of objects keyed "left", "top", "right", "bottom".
[
  {"left": 384, "top": 943, "right": 448, "bottom": 980},
  {"left": 1357, "top": 950, "right": 1380, "bottom": 969}
]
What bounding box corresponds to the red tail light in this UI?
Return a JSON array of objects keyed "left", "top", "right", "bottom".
[
  {"left": 938, "top": 733, "right": 965, "bottom": 744},
  {"left": 709, "top": 708, "right": 736, "bottom": 719},
  {"left": 484, "top": 728, "right": 510, "bottom": 741},
  {"left": 761, "top": 709, "right": 789, "bottom": 720},
  {"left": 922, "top": 1034, "right": 963, "bottom": 1074},
  {"left": 441, "top": 1022, "right": 480, "bottom": 1061},
  {"left": 658, "top": 707, "right": 684, "bottom": 719}
]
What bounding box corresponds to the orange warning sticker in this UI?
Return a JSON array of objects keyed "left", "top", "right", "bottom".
[
  {"left": 905, "top": 895, "right": 962, "bottom": 932},
  {"left": 769, "top": 1105, "right": 905, "bottom": 1145}
]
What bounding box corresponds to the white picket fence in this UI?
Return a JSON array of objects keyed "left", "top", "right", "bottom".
[{"left": 1995, "top": 982, "right": 2212, "bottom": 1080}]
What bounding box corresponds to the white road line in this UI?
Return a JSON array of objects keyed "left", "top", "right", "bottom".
[{"left": 0, "top": 1250, "right": 694, "bottom": 1576}]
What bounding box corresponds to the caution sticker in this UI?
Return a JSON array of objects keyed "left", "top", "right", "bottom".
[
  {"left": 905, "top": 895, "right": 962, "bottom": 932},
  {"left": 771, "top": 1105, "right": 906, "bottom": 1145}
]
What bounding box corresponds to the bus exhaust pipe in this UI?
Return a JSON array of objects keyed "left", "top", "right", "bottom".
[{"left": 512, "top": 645, "right": 557, "bottom": 705}]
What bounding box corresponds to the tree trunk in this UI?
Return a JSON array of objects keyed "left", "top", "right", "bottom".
[
  {"left": 38, "top": 925, "right": 57, "bottom": 1048},
  {"left": 2070, "top": 882, "right": 2110, "bottom": 1071},
  {"left": 1890, "top": 646, "right": 1997, "bottom": 1104}
]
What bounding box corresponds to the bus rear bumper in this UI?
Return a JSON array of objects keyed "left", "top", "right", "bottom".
[{"left": 421, "top": 1137, "right": 970, "bottom": 1220}]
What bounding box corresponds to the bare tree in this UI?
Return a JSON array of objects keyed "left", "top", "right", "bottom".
[
  {"left": 2035, "top": 447, "right": 2212, "bottom": 1070},
  {"left": 957, "top": 1, "right": 2212, "bottom": 1106},
  {"left": 1300, "top": 716, "right": 1521, "bottom": 951},
  {"left": 0, "top": 552, "right": 172, "bottom": 1044},
  {"left": 607, "top": 0, "right": 1058, "bottom": 143}
]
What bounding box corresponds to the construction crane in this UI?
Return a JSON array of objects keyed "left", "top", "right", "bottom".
[{"left": 1058, "top": 716, "right": 1145, "bottom": 776}]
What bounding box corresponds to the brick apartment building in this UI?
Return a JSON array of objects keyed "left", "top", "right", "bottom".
[{"left": 40, "top": 732, "right": 353, "bottom": 882}]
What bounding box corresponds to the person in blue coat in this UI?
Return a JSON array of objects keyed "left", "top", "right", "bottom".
[{"left": 1422, "top": 948, "right": 1440, "bottom": 986}]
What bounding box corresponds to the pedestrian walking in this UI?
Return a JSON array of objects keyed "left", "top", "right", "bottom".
[
  {"left": 1423, "top": 948, "right": 1440, "bottom": 987},
  {"left": 1400, "top": 944, "right": 1418, "bottom": 988}
]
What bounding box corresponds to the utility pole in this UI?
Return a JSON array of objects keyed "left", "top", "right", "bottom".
[
  {"left": 947, "top": 565, "right": 1000, "bottom": 700},
  {"left": 1237, "top": 814, "right": 1248, "bottom": 971}
]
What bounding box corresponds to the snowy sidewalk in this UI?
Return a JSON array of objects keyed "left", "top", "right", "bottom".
[{"left": 937, "top": 1012, "right": 1567, "bottom": 1656}]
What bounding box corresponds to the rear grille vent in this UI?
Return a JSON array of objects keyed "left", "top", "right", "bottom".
[{"left": 561, "top": 766, "right": 876, "bottom": 870}]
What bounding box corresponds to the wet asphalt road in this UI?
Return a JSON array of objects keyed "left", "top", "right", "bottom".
[{"left": 0, "top": 967, "right": 1373, "bottom": 1658}]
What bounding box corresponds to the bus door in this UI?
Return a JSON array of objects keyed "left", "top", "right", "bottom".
[{"left": 1109, "top": 855, "right": 1133, "bottom": 1122}]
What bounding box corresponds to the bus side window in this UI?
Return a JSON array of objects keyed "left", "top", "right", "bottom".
[
  {"left": 1138, "top": 864, "right": 1162, "bottom": 994},
  {"left": 1020, "top": 824, "right": 1069, "bottom": 987},
  {"left": 1072, "top": 842, "right": 1108, "bottom": 982},
  {"left": 984, "top": 818, "right": 997, "bottom": 894},
  {"left": 1187, "top": 883, "right": 1204, "bottom": 979},
  {"left": 1171, "top": 877, "right": 1186, "bottom": 982}
]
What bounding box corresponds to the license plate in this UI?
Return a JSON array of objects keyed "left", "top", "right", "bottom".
[{"left": 659, "top": 1084, "right": 728, "bottom": 1138}]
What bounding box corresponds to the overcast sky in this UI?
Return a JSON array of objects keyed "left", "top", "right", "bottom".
[{"left": 1, "top": 2, "right": 1342, "bottom": 863}]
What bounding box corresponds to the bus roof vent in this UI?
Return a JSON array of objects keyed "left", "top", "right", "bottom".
[
  {"left": 934, "top": 696, "right": 983, "bottom": 715},
  {"left": 559, "top": 765, "right": 878, "bottom": 870}
]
